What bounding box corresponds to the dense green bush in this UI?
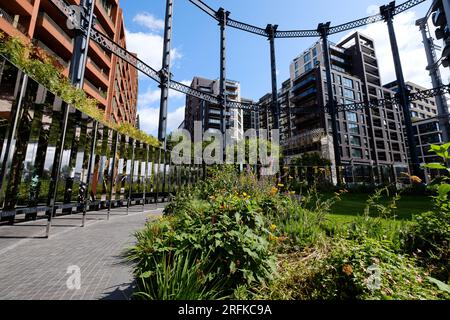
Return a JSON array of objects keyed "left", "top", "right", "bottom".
[
  {"left": 127, "top": 167, "right": 277, "bottom": 299},
  {"left": 405, "top": 143, "right": 450, "bottom": 282},
  {"left": 261, "top": 237, "right": 448, "bottom": 300},
  {"left": 128, "top": 163, "right": 449, "bottom": 300}
]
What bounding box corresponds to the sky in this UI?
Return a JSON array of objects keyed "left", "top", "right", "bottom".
[{"left": 119, "top": 0, "right": 442, "bottom": 137}]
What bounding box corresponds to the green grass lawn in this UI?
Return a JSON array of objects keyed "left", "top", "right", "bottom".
[{"left": 323, "top": 193, "right": 433, "bottom": 224}]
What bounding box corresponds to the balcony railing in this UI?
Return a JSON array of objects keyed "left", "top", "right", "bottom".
[
  {"left": 0, "top": 6, "right": 28, "bottom": 36},
  {"left": 98, "top": 0, "right": 115, "bottom": 26},
  {"left": 38, "top": 12, "right": 73, "bottom": 46},
  {"left": 85, "top": 79, "right": 107, "bottom": 100}
]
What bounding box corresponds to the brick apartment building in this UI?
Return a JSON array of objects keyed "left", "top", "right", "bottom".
[{"left": 0, "top": 0, "right": 138, "bottom": 125}]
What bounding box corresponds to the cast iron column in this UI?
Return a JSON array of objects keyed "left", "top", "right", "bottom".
[
  {"left": 158, "top": 0, "right": 173, "bottom": 199},
  {"left": 416, "top": 18, "right": 450, "bottom": 143},
  {"left": 381, "top": 2, "right": 421, "bottom": 177},
  {"left": 158, "top": 0, "right": 173, "bottom": 147},
  {"left": 47, "top": 0, "right": 95, "bottom": 237},
  {"left": 318, "top": 22, "right": 342, "bottom": 185},
  {"left": 217, "top": 8, "right": 229, "bottom": 160},
  {"left": 266, "top": 24, "right": 280, "bottom": 130}
]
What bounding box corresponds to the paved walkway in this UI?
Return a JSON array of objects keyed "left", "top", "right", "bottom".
[{"left": 0, "top": 205, "right": 164, "bottom": 300}]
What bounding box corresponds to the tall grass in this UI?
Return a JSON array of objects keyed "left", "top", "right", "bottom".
[{"left": 133, "top": 251, "right": 226, "bottom": 300}]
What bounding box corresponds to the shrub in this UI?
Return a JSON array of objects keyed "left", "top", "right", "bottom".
[
  {"left": 260, "top": 237, "right": 449, "bottom": 300},
  {"left": 405, "top": 143, "right": 450, "bottom": 282},
  {"left": 128, "top": 167, "right": 277, "bottom": 297}
]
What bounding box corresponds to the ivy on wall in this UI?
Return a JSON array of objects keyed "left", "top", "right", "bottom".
[{"left": 0, "top": 32, "right": 159, "bottom": 147}]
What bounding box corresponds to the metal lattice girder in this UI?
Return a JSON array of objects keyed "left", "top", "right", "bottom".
[
  {"left": 328, "top": 14, "right": 385, "bottom": 35},
  {"left": 169, "top": 80, "right": 219, "bottom": 104},
  {"left": 335, "top": 98, "right": 396, "bottom": 112},
  {"left": 394, "top": 0, "right": 427, "bottom": 15},
  {"left": 274, "top": 30, "right": 321, "bottom": 38},
  {"left": 408, "top": 84, "right": 450, "bottom": 102},
  {"left": 226, "top": 18, "right": 268, "bottom": 37},
  {"left": 227, "top": 100, "right": 260, "bottom": 111},
  {"left": 189, "top": 0, "right": 427, "bottom": 38},
  {"left": 188, "top": 0, "right": 218, "bottom": 20},
  {"left": 90, "top": 28, "right": 161, "bottom": 83}
]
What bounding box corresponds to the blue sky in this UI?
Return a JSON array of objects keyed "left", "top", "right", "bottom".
[{"left": 119, "top": 0, "right": 433, "bottom": 136}]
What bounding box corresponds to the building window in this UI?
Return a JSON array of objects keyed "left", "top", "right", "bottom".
[
  {"left": 312, "top": 47, "right": 318, "bottom": 57},
  {"left": 351, "top": 148, "right": 363, "bottom": 158},
  {"left": 304, "top": 52, "right": 311, "bottom": 63},
  {"left": 343, "top": 77, "right": 353, "bottom": 88},
  {"left": 209, "top": 118, "right": 221, "bottom": 125},
  {"left": 343, "top": 88, "right": 355, "bottom": 99},
  {"left": 305, "top": 62, "right": 312, "bottom": 72},
  {"left": 294, "top": 61, "right": 299, "bottom": 70},
  {"left": 350, "top": 136, "right": 361, "bottom": 146},
  {"left": 346, "top": 111, "right": 358, "bottom": 122},
  {"left": 348, "top": 123, "right": 359, "bottom": 134}
]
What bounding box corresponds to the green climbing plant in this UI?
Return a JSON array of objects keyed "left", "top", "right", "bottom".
[{"left": 0, "top": 32, "right": 159, "bottom": 147}]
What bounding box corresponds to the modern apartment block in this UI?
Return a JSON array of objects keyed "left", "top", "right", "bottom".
[
  {"left": 266, "top": 31, "right": 410, "bottom": 181},
  {"left": 384, "top": 81, "right": 439, "bottom": 121},
  {"left": 258, "top": 79, "right": 293, "bottom": 142},
  {"left": 184, "top": 76, "right": 243, "bottom": 141},
  {"left": 412, "top": 117, "right": 446, "bottom": 166},
  {"left": 0, "top": 0, "right": 138, "bottom": 125}
]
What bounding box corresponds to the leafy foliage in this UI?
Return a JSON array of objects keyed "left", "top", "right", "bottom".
[
  {"left": 405, "top": 143, "right": 450, "bottom": 282},
  {"left": 261, "top": 237, "right": 448, "bottom": 300},
  {"left": 128, "top": 166, "right": 277, "bottom": 299}
]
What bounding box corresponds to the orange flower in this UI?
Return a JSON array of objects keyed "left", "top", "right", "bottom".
[
  {"left": 270, "top": 187, "right": 278, "bottom": 196},
  {"left": 410, "top": 176, "right": 422, "bottom": 185},
  {"left": 342, "top": 264, "right": 353, "bottom": 276}
]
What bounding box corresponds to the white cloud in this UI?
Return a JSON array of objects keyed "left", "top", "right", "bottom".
[
  {"left": 340, "top": 10, "right": 433, "bottom": 88},
  {"left": 138, "top": 80, "right": 191, "bottom": 106},
  {"left": 139, "top": 105, "right": 186, "bottom": 136},
  {"left": 133, "top": 13, "right": 164, "bottom": 32},
  {"left": 366, "top": 5, "right": 380, "bottom": 15},
  {"left": 137, "top": 80, "right": 191, "bottom": 136},
  {"left": 125, "top": 29, "right": 182, "bottom": 74}
]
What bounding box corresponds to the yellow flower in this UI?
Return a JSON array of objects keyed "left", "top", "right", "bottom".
[
  {"left": 270, "top": 224, "right": 277, "bottom": 232},
  {"left": 278, "top": 183, "right": 284, "bottom": 187},
  {"left": 243, "top": 192, "right": 248, "bottom": 197}
]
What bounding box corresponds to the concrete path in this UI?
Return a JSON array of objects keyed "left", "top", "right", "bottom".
[{"left": 0, "top": 205, "right": 164, "bottom": 300}]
